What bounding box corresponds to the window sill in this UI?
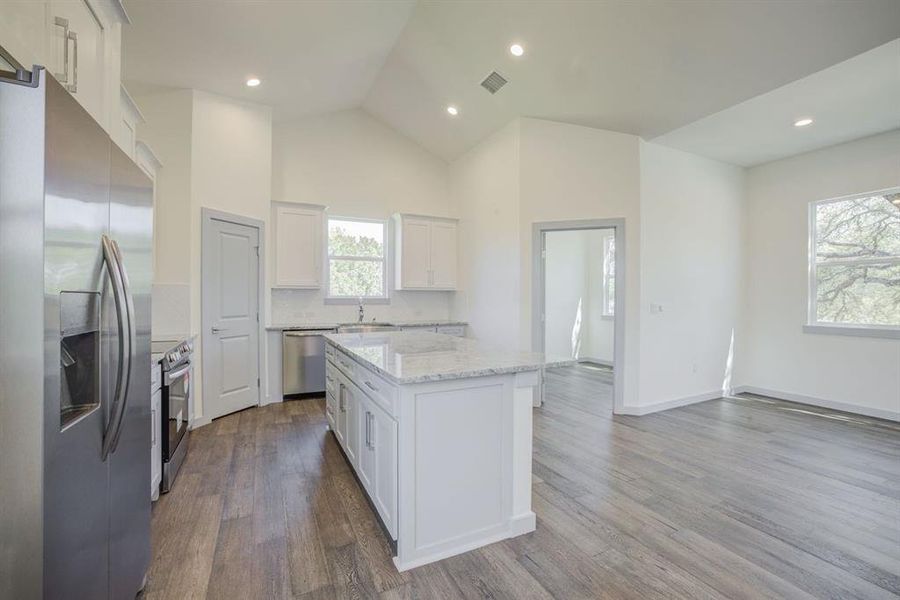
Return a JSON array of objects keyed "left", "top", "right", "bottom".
[
  {"left": 802, "top": 324, "right": 900, "bottom": 340},
  {"left": 324, "top": 297, "right": 390, "bottom": 306}
]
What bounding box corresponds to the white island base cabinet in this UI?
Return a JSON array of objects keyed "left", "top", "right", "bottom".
[{"left": 325, "top": 344, "right": 538, "bottom": 572}]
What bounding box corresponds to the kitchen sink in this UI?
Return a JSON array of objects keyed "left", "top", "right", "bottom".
[{"left": 336, "top": 323, "right": 399, "bottom": 334}]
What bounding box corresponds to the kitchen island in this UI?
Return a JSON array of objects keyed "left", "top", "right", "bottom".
[{"left": 323, "top": 331, "right": 571, "bottom": 571}]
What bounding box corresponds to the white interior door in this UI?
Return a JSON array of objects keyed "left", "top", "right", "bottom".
[{"left": 202, "top": 215, "right": 260, "bottom": 420}]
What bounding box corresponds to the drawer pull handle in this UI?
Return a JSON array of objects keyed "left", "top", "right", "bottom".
[{"left": 364, "top": 380, "right": 378, "bottom": 392}]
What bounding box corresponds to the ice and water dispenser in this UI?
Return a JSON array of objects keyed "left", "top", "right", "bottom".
[{"left": 59, "top": 291, "right": 101, "bottom": 430}]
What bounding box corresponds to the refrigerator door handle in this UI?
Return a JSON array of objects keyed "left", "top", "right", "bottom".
[
  {"left": 100, "top": 235, "right": 130, "bottom": 460},
  {"left": 108, "top": 238, "right": 135, "bottom": 454}
]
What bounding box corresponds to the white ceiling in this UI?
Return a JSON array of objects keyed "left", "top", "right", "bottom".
[
  {"left": 123, "top": 1, "right": 415, "bottom": 118},
  {"left": 123, "top": 0, "right": 900, "bottom": 162},
  {"left": 652, "top": 39, "right": 900, "bottom": 167}
]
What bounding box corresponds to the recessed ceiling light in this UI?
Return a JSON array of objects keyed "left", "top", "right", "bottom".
[
  {"left": 794, "top": 117, "right": 813, "bottom": 127},
  {"left": 509, "top": 43, "right": 524, "bottom": 57},
  {"left": 446, "top": 105, "right": 459, "bottom": 116},
  {"left": 246, "top": 77, "right": 261, "bottom": 87}
]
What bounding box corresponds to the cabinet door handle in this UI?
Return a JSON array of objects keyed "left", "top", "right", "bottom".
[
  {"left": 151, "top": 407, "right": 156, "bottom": 445},
  {"left": 67, "top": 30, "right": 78, "bottom": 93},
  {"left": 364, "top": 410, "right": 370, "bottom": 448},
  {"left": 53, "top": 17, "right": 70, "bottom": 84},
  {"left": 369, "top": 413, "right": 375, "bottom": 449}
]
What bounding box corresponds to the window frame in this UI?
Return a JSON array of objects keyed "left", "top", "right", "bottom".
[
  {"left": 806, "top": 187, "right": 900, "bottom": 339},
  {"left": 601, "top": 233, "right": 616, "bottom": 318},
  {"left": 324, "top": 215, "right": 390, "bottom": 304}
]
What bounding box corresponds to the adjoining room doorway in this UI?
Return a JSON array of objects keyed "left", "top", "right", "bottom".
[{"left": 532, "top": 219, "right": 625, "bottom": 414}]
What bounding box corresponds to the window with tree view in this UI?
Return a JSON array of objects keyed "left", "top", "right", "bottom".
[
  {"left": 810, "top": 190, "right": 900, "bottom": 330},
  {"left": 327, "top": 217, "right": 387, "bottom": 299}
]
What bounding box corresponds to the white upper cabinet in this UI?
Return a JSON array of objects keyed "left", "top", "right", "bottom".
[
  {"left": 0, "top": 0, "right": 128, "bottom": 133},
  {"left": 114, "top": 85, "right": 144, "bottom": 159},
  {"left": 273, "top": 202, "right": 324, "bottom": 289},
  {"left": 429, "top": 219, "right": 458, "bottom": 289},
  {"left": 393, "top": 214, "right": 458, "bottom": 291},
  {"left": 48, "top": 0, "right": 106, "bottom": 125}
]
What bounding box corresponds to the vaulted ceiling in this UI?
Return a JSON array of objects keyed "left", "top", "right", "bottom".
[{"left": 124, "top": 0, "right": 900, "bottom": 163}]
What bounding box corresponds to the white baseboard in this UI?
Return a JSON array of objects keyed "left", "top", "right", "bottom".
[
  {"left": 732, "top": 385, "right": 900, "bottom": 422},
  {"left": 578, "top": 357, "right": 614, "bottom": 368},
  {"left": 190, "top": 415, "right": 212, "bottom": 429},
  {"left": 617, "top": 390, "right": 722, "bottom": 416},
  {"left": 261, "top": 394, "right": 282, "bottom": 406}
]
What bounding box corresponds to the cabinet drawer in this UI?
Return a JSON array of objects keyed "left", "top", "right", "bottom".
[
  {"left": 332, "top": 349, "right": 355, "bottom": 378},
  {"left": 325, "top": 365, "right": 338, "bottom": 396},
  {"left": 330, "top": 349, "right": 398, "bottom": 417},
  {"left": 354, "top": 368, "right": 397, "bottom": 418}
]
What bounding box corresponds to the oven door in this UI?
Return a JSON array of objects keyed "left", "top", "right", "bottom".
[{"left": 162, "top": 362, "right": 190, "bottom": 461}]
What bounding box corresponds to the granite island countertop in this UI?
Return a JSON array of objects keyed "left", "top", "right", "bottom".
[
  {"left": 324, "top": 330, "right": 574, "bottom": 385},
  {"left": 266, "top": 320, "right": 468, "bottom": 331}
]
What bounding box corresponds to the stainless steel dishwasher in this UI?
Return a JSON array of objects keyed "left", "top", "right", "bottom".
[{"left": 282, "top": 329, "right": 335, "bottom": 397}]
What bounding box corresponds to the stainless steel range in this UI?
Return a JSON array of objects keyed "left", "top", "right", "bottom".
[{"left": 154, "top": 338, "right": 194, "bottom": 493}]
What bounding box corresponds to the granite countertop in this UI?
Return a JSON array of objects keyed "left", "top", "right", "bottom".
[
  {"left": 323, "top": 331, "right": 574, "bottom": 385},
  {"left": 266, "top": 320, "right": 468, "bottom": 331}
]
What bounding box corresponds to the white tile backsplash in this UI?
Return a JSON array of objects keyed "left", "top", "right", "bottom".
[
  {"left": 271, "top": 288, "right": 452, "bottom": 325},
  {"left": 151, "top": 283, "right": 191, "bottom": 337}
]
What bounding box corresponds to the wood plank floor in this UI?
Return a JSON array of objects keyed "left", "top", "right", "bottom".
[{"left": 141, "top": 364, "right": 900, "bottom": 599}]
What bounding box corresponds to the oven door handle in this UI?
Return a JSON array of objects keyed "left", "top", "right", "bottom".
[
  {"left": 164, "top": 363, "right": 190, "bottom": 385},
  {"left": 100, "top": 235, "right": 130, "bottom": 461}
]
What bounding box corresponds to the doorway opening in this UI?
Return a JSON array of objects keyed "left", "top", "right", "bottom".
[{"left": 532, "top": 219, "right": 625, "bottom": 414}]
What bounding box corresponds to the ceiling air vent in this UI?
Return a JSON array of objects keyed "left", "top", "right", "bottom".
[{"left": 480, "top": 71, "right": 508, "bottom": 94}]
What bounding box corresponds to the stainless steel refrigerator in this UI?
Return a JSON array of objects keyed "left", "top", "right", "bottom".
[{"left": 0, "top": 67, "right": 152, "bottom": 599}]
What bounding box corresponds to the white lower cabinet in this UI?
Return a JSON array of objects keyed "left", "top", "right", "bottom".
[
  {"left": 357, "top": 392, "right": 376, "bottom": 492},
  {"left": 370, "top": 400, "right": 398, "bottom": 537},
  {"left": 150, "top": 364, "right": 162, "bottom": 501},
  {"left": 335, "top": 382, "right": 347, "bottom": 448},
  {"left": 344, "top": 381, "right": 361, "bottom": 466},
  {"left": 327, "top": 359, "right": 398, "bottom": 539}
]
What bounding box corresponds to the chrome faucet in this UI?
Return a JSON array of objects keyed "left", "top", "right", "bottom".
[{"left": 358, "top": 298, "right": 365, "bottom": 323}]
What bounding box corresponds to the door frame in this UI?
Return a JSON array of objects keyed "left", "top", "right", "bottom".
[
  {"left": 532, "top": 218, "right": 626, "bottom": 414},
  {"left": 201, "top": 208, "right": 266, "bottom": 421}
]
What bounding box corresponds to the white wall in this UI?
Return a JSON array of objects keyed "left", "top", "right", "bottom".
[
  {"left": 518, "top": 119, "right": 642, "bottom": 409},
  {"left": 544, "top": 229, "right": 615, "bottom": 362},
  {"left": 134, "top": 88, "right": 193, "bottom": 337},
  {"left": 738, "top": 130, "right": 900, "bottom": 419},
  {"left": 189, "top": 91, "right": 273, "bottom": 422},
  {"left": 449, "top": 122, "right": 521, "bottom": 347},
  {"left": 585, "top": 231, "right": 615, "bottom": 364},
  {"left": 271, "top": 108, "right": 453, "bottom": 324},
  {"left": 544, "top": 230, "right": 589, "bottom": 359},
  {"left": 639, "top": 142, "right": 744, "bottom": 410}
]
